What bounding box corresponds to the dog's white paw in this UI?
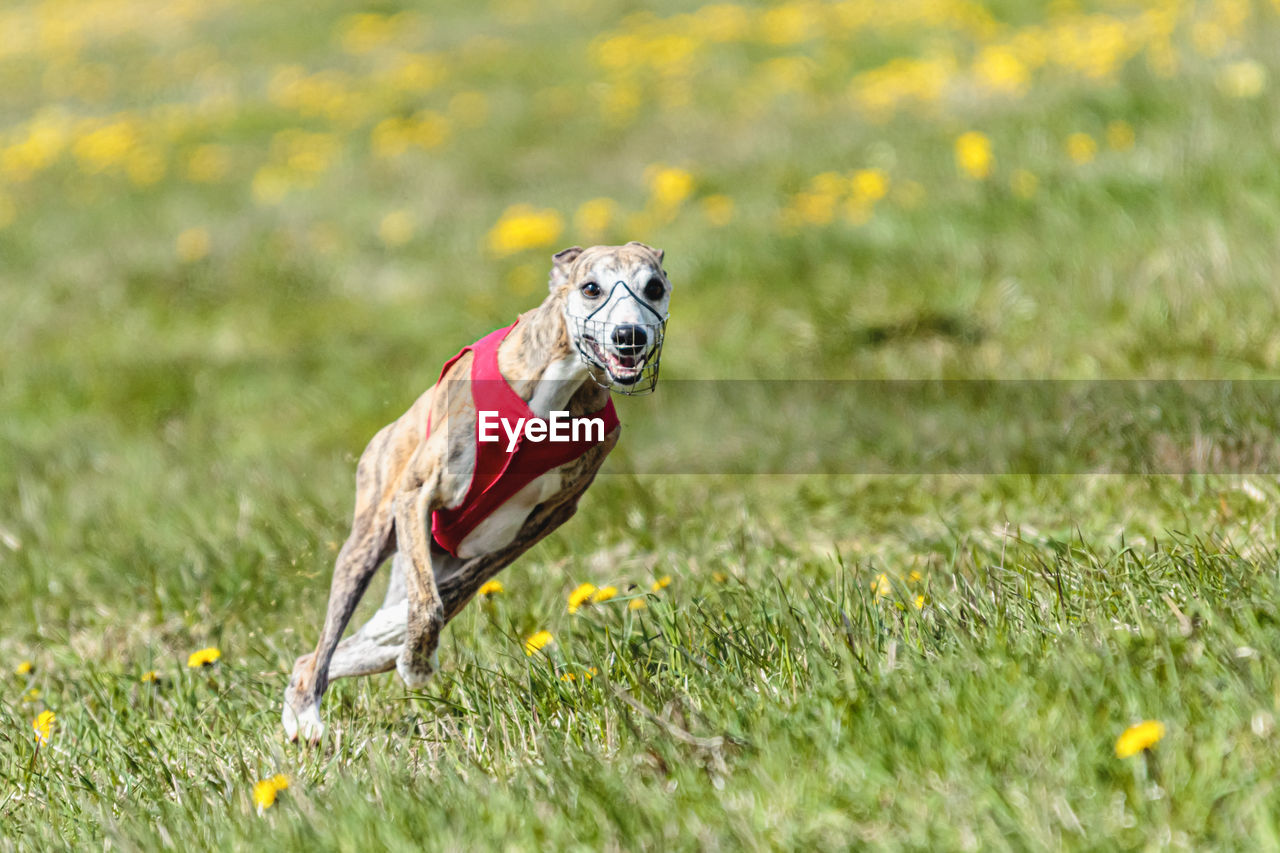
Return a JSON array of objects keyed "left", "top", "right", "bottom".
[
  {"left": 282, "top": 698, "right": 325, "bottom": 744},
  {"left": 396, "top": 649, "right": 438, "bottom": 690}
]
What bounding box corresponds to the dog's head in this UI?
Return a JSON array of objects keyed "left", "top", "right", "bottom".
[{"left": 549, "top": 241, "right": 670, "bottom": 395}]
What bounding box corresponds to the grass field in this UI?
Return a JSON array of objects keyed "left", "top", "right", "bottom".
[{"left": 4, "top": 0, "right": 1280, "bottom": 848}]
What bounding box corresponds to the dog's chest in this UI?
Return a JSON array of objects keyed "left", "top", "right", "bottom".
[{"left": 453, "top": 466, "right": 566, "bottom": 559}]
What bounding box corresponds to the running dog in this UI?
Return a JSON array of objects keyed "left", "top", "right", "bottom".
[{"left": 282, "top": 242, "right": 671, "bottom": 743}]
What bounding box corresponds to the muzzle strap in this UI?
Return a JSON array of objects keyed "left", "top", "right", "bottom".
[{"left": 571, "top": 280, "right": 667, "bottom": 395}]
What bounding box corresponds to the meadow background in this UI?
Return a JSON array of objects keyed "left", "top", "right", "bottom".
[{"left": 3, "top": 0, "right": 1280, "bottom": 848}]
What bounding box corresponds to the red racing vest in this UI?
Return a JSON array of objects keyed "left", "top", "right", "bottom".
[{"left": 427, "top": 321, "right": 619, "bottom": 556}]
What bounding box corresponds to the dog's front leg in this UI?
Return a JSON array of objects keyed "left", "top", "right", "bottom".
[{"left": 393, "top": 486, "right": 445, "bottom": 688}]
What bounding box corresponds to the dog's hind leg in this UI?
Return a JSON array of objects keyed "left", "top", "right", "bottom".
[
  {"left": 393, "top": 486, "right": 447, "bottom": 689},
  {"left": 324, "top": 551, "right": 410, "bottom": 679},
  {"left": 283, "top": 427, "right": 402, "bottom": 743}
]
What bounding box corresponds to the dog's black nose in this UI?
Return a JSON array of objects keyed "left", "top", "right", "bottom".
[{"left": 611, "top": 324, "right": 648, "bottom": 356}]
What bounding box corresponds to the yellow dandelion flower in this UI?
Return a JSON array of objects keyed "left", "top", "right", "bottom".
[
  {"left": 1115, "top": 720, "right": 1165, "bottom": 758},
  {"left": 33, "top": 710, "right": 55, "bottom": 745},
  {"left": 871, "top": 573, "right": 891, "bottom": 599},
  {"left": 560, "top": 667, "right": 597, "bottom": 682},
  {"left": 1106, "top": 121, "right": 1135, "bottom": 151},
  {"left": 712, "top": 571, "right": 728, "bottom": 583},
  {"left": 187, "top": 647, "right": 221, "bottom": 668},
  {"left": 478, "top": 579, "right": 504, "bottom": 597},
  {"left": 15, "top": 660, "right": 32, "bottom": 676},
  {"left": 487, "top": 204, "right": 564, "bottom": 257},
  {"left": 524, "top": 630, "right": 553, "bottom": 656},
  {"left": 23, "top": 688, "right": 40, "bottom": 703},
  {"left": 574, "top": 198, "right": 617, "bottom": 240},
  {"left": 914, "top": 595, "right": 925, "bottom": 610},
  {"left": 176, "top": 227, "right": 211, "bottom": 263},
  {"left": 974, "top": 46, "right": 1029, "bottom": 96},
  {"left": 1010, "top": 169, "right": 1039, "bottom": 199},
  {"left": 647, "top": 166, "right": 694, "bottom": 208},
  {"left": 1217, "top": 60, "right": 1267, "bottom": 99},
  {"left": 700, "top": 194, "right": 734, "bottom": 227},
  {"left": 378, "top": 210, "right": 415, "bottom": 247},
  {"left": 629, "top": 598, "right": 647, "bottom": 611},
  {"left": 955, "top": 131, "right": 993, "bottom": 180},
  {"left": 590, "top": 585, "right": 618, "bottom": 604},
  {"left": 850, "top": 169, "right": 889, "bottom": 202},
  {"left": 560, "top": 672, "right": 576, "bottom": 682},
  {"left": 567, "top": 583, "right": 597, "bottom": 614},
  {"left": 140, "top": 670, "right": 159, "bottom": 683},
  {"left": 907, "top": 571, "right": 923, "bottom": 585},
  {"left": 1066, "top": 133, "right": 1097, "bottom": 165},
  {"left": 252, "top": 781, "right": 275, "bottom": 810},
  {"left": 253, "top": 775, "right": 289, "bottom": 811},
  {"left": 651, "top": 575, "right": 672, "bottom": 592}
]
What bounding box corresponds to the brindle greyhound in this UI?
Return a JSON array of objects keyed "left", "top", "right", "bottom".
[{"left": 282, "top": 242, "right": 670, "bottom": 743}]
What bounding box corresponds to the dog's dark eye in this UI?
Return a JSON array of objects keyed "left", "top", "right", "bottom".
[
  {"left": 643, "top": 278, "right": 665, "bottom": 301},
  {"left": 581, "top": 281, "right": 601, "bottom": 298}
]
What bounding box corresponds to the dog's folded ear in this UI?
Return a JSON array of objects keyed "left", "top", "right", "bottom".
[
  {"left": 549, "top": 246, "right": 583, "bottom": 291},
  {"left": 625, "top": 240, "right": 664, "bottom": 263}
]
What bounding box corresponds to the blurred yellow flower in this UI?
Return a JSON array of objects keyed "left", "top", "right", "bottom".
[
  {"left": 15, "top": 660, "right": 32, "bottom": 676},
  {"left": 477, "top": 579, "right": 504, "bottom": 597},
  {"left": 251, "top": 166, "right": 293, "bottom": 205},
  {"left": 1115, "top": 720, "right": 1165, "bottom": 758},
  {"left": 73, "top": 119, "right": 139, "bottom": 174},
  {"left": 700, "top": 194, "right": 734, "bottom": 227},
  {"left": 378, "top": 210, "right": 416, "bottom": 247},
  {"left": 487, "top": 204, "right": 564, "bottom": 257},
  {"left": 561, "top": 667, "right": 597, "bottom": 682},
  {"left": 629, "top": 598, "right": 647, "bottom": 611},
  {"left": 651, "top": 575, "right": 672, "bottom": 591},
  {"left": 974, "top": 46, "right": 1029, "bottom": 96},
  {"left": 253, "top": 774, "right": 289, "bottom": 811},
  {"left": 187, "top": 647, "right": 221, "bottom": 668},
  {"left": 1106, "top": 121, "right": 1135, "bottom": 151},
  {"left": 140, "top": 670, "right": 159, "bottom": 683},
  {"left": 1010, "top": 169, "right": 1038, "bottom": 199},
  {"left": 176, "top": 227, "right": 211, "bottom": 263},
  {"left": 1217, "top": 60, "right": 1267, "bottom": 99},
  {"left": 870, "top": 573, "right": 891, "bottom": 599},
  {"left": 335, "top": 13, "right": 396, "bottom": 55},
  {"left": 590, "top": 585, "right": 618, "bottom": 604},
  {"left": 851, "top": 169, "right": 889, "bottom": 202},
  {"left": 647, "top": 166, "right": 694, "bottom": 208},
  {"left": 23, "top": 688, "right": 40, "bottom": 703},
  {"left": 712, "top": 571, "right": 728, "bottom": 583},
  {"left": 913, "top": 595, "right": 925, "bottom": 610},
  {"left": 793, "top": 191, "right": 835, "bottom": 226},
  {"left": 955, "top": 131, "right": 993, "bottom": 180},
  {"left": 524, "top": 630, "right": 553, "bottom": 656},
  {"left": 907, "top": 571, "right": 923, "bottom": 585},
  {"left": 33, "top": 710, "right": 55, "bottom": 745},
  {"left": 1066, "top": 133, "right": 1097, "bottom": 164},
  {"left": 567, "top": 583, "right": 596, "bottom": 614},
  {"left": 574, "top": 198, "right": 617, "bottom": 240}
]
